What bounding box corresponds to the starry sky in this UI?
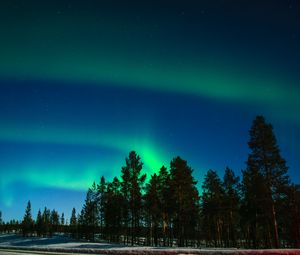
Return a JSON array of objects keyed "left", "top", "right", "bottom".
[{"left": 0, "top": 0, "right": 299, "bottom": 222}]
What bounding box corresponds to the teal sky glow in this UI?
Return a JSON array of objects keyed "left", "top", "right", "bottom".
[{"left": 0, "top": 0, "right": 299, "bottom": 221}]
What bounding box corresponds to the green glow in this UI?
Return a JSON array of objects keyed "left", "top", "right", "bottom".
[
  {"left": 0, "top": 181, "right": 14, "bottom": 207},
  {"left": 0, "top": 49, "right": 300, "bottom": 123},
  {"left": 0, "top": 124, "right": 167, "bottom": 169},
  {"left": 25, "top": 166, "right": 98, "bottom": 190},
  {"left": 1, "top": 2, "right": 299, "bottom": 129},
  {"left": 1, "top": 8, "right": 299, "bottom": 207},
  {"left": 0, "top": 124, "right": 168, "bottom": 193}
]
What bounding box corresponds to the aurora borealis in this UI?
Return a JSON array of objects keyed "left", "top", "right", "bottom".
[{"left": 0, "top": 1, "right": 300, "bottom": 221}]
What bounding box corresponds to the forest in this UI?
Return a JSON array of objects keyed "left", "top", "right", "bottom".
[{"left": 0, "top": 116, "right": 299, "bottom": 249}]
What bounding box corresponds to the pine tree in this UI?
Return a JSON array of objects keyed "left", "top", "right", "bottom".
[
  {"left": 61, "top": 213, "right": 65, "bottom": 226},
  {"left": 157, "top": 166, "right": 171, "bottom": 246},
  {"left": 36, "top": 209, "right": 43, "bottom": 237},
  {"left": 282, "top": 184, "right": 300, "bottom": 248},
  {"left": 121, "top": 151, "right": 146, "bottom": 245},
  {"left": 120, "top": 162, "right": 131, "bottom": 244},
  {"left": 245, "top": 115, "right": 290, "bottom": 248},
  {"left": 50, "top": 210, "right": 59, "bottom": 235},
  {"left": 144, "top": 173, "right": 161, "bottom": 246},
  {"left": 77, "top": 209, "right": 85, "bottom": 239},
  {"left": 42, "top": 207, "right": 51, "bottom": 236},
  {"left": 82, "top": 183, "right": 98, "bottom": 241},
  {"left": 169, "top": 156, "right": 199, "bottom": 246},
  {"left": 222, "top": 167, "right": 240, "bottom": 247},
  {"left": 97, "top": 176, "right": 106, "bottom": 237},
  {"left": 70, "top": 208, "right": 77, "bottom": 238},
  {"left": 22, "top": 200, "right": 34, "bottom": 237},
  {"left": 241, "top": 160, "right": 262, "bottom": 247},
  {"left": 201, "top": 170, "right": 224, "bottom": 247},
  {"left": 103, "top": 177, "right": 123, "bottom": 242}
]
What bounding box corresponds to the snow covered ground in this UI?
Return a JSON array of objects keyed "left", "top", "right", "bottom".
[{"left": 0, "top": 234, "right": 300, "bottom": 255}]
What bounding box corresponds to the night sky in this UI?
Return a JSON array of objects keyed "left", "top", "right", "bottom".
[{"left": 0, "top": 0, "right": 299, "bottom": 222}]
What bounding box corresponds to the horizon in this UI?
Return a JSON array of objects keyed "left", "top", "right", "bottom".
[{"left": 0, "top": 116, "right": 298, "bottom": 222}]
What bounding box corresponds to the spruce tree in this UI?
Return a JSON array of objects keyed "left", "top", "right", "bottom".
[
  {"left": 22, "top": 200, "right": 34, "bottom": 237},
  {"left": 121, "top": 151, "right": 146, "bottom": 245},
  {"left": 61, "top": 213, "right": 65, "bottom": 226},
  {"left": 169, "top": 156, "right": 199, "bottom": 246},
  {"left": 157, "top": 166, "right": 171, "bottom": 246},
  {"left": 120, "top": 162, "right": 131, "bottom": 244},
  {"left": 82, "top": 187, "right": 97, "bottom": 240},
  {"left": 103, "top": 177, "right": 123, "bottom": 242},
  {"left": 247, "top": 116, "right": 289, "bottom": 247},
  {"left": 97, "top": 176, "right": 106, "bottom": 236},
  {"left": 145, "top": 173, "right": 161, "bottom": 246},
  {"left": 42, "top": 207, "right": 51, "bottom": 236},
  {"left": 70, "top": 208, "right": 77, "bottom": 225},
  {"left": 222, "top": 167, "right": 240, "bottom": 247},
  {"left": 241, "top": 160, "right": 267, "bottom": 248},
  {"left": 282, "top": 184, "right": 300, "bottom": 248},
  {"left": 70, "top": 208, "right": 77, "bottom": 238},
  {"left": 36, "top": 209, "right": 43, "bottom": 237},
  {"left": 50, "top": 210, "right": 59, "bottom": 234},
  {"left": 201, "top": 170, "right": 224, "bottom": 247},
  {"left": 77, "top": 209, "right": 85, "bottom": 239}
]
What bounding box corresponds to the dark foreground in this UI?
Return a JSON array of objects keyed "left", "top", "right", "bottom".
[
  {"left": 1, "top": 247, "right": 300, "bottom": 255},
  {"left": 0, "top": 234, "right": 299, "bottom": 255}
]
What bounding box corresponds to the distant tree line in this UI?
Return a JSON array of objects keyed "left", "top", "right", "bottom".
[
  {"left": 0, "top": 201, "right": 67, "bottom": 237},
  {"left": 0, "top": 116, "right": 299, "bottom": 248}
]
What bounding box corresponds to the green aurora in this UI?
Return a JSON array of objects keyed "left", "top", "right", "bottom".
[
  {"left": 0, "top": 0, "right": 299, "bottom": 221},
  {"left": 0, "top": 124, "right": 168, "bottom": 192}
]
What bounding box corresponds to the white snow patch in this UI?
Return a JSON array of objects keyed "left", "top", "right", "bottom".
[{"left": 0, "top": 234, "right": 300, "bottom": 255}]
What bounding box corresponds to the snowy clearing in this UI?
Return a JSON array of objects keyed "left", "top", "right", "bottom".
[{"left": 0, "top": 234, "right": 300, "bottom": 255}]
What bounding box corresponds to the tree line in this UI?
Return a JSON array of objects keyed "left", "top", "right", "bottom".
[
  {"left": 20, "top": 201, "right": 66, "bottom": 237},
  {"left": 0, "top": 116, "right": 299, "bottom": 248}
]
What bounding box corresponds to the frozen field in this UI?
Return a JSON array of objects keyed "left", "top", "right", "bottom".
[{"left": 0, "top": 234, "right": 300, "bottom": 255}]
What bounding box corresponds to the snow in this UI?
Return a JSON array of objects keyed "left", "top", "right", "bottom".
[{"left": 0, "top": 234, "right": 300, "bottom": 254}]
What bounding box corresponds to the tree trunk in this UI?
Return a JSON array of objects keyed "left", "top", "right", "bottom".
[{"left": 271, "top": 203, "right": 279, "bottom": 248}]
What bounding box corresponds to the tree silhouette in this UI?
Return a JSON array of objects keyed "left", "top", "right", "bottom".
[
  {"left": 81, "top": 183, "right": 98, "bottom": 241},
  {"left": 36, "top": 209, "right": 43, "bottom": 237},
  {"left": 42, "top": 207, "right": 51, "bottom": 236},
  {"left": 201, "top": 170, "right": 224, "bottom": 247},
  {"left": 157, "top": 166, "right": 171, "bottom": 246},
  {"left": 21, "top": 200, "right": 34, "bottom": 237},
  {"left": 6, "top": 114, "right": 299, "bottom": 248},
  {"left": 169, "top": 156, "right": 199, "bottom": 247},
  {"left": 222, "top": 167, "right": 241, "bottom": 247},
  {"left": 282, "top": 184, "right": 300, "bottom": 248},
  {"left": 144, "top": 173, "right": 161, "bottom": 246},
  {"left": 70, "top": 207, "right": 77, "bottom": 238},
  {"left": 244, "top": 115, "right": 290, "bottom": 248},
  {"left": 121, "top": 151, "right": 146, "bottom": 245},
  {"left": 52, "top": 210, "right": 60, "bottom": 235},
  {"left": 97, "top": 176, "right": 106, "bottom": 237},
  {"left": 103, "top": 177, "right": 123, "bottom": 242}
]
